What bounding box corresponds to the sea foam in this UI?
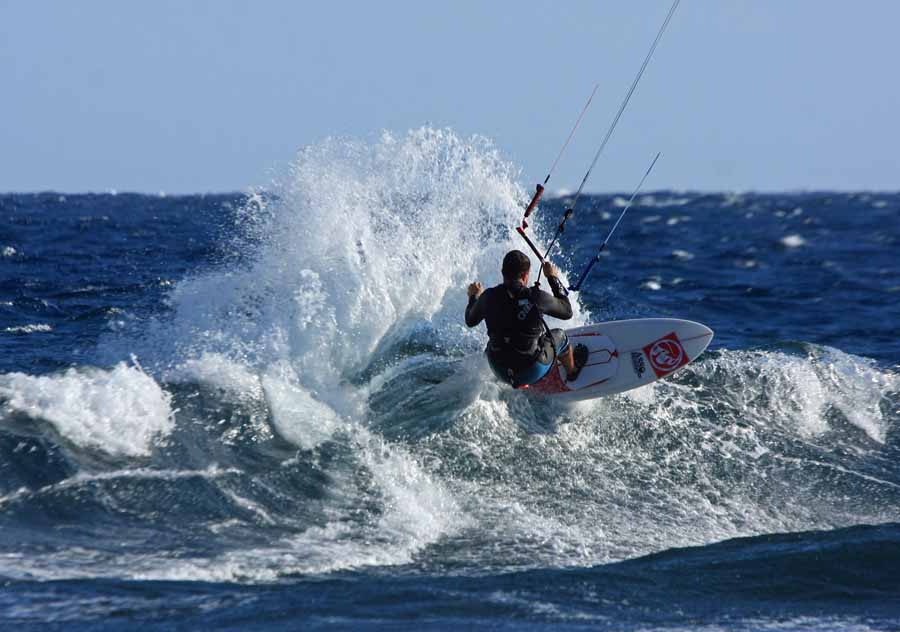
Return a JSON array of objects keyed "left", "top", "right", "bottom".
[{"left": 0, "top": 362, "right": 173, "bottom": 457}]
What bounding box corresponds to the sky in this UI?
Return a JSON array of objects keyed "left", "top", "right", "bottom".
[{"left": 2, "top": 1, "right": 898, "bottom": 193}]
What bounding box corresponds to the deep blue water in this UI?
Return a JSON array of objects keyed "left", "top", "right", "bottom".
[{"left": 1, "top": 134, "right": 899, "bottom": 630}]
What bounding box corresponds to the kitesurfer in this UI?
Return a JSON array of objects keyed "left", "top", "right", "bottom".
[{"left": 465, "top": 250, "right": 588, "bottom": 387}]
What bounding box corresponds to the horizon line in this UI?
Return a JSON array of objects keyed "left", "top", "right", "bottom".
[{"left": 2, "top": 188, "right": 899, "bottom": 197}]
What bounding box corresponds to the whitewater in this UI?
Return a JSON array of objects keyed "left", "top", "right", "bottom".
[{"left": 1, "top": 128, "right": 898, "bottom": 630}]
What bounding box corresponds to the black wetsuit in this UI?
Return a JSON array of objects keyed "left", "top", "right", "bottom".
[{"left": 465, "top": 276, "right": 573, "bottom": 385}]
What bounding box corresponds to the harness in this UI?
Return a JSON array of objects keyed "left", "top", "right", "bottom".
[{"left": 487, "top": 285, "right": 558, "bottom": 387}]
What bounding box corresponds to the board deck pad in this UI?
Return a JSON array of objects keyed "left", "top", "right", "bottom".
[{"left": 522, "top": 318, "right": 713, "bottom": 401}]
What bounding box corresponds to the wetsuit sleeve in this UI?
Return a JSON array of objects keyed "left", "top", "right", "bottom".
[
  {"left": 533, "top": 276, "right": 573, "bottom": 320},
  {"left": 465, "top": 291, "right": 487, "bottom": 327}
]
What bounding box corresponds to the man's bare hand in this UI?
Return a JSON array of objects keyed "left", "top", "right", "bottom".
[
  {"left": 542, "top": 261, "right": 560, "bottom": 279},
  {"left": 467, "top": 282, "right": 484, "bottom": 298}
]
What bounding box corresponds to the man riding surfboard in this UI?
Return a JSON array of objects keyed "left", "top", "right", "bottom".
[{"left": 466, "top": 250, "right": 588, "bottom": 387}]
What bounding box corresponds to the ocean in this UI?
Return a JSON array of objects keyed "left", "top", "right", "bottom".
[{"left": 1, "top": 128, "right": 898, "bottom": 630}]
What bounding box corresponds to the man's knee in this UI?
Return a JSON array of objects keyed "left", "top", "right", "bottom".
[{"left": 550, "top": 329, "right": 570, "bottom": 354}]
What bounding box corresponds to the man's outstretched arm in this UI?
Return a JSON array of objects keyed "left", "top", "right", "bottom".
[{"left": 465, "top": 282, "right": 485, "bottom": 327}]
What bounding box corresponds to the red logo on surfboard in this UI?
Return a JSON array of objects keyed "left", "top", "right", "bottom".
[{"left": 642, "top": 332, "right": 688, "bottom": 378}]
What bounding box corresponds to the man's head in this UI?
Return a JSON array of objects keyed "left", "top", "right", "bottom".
[{"left": 502, "top": 250, "right": 531, "bottom": 283}]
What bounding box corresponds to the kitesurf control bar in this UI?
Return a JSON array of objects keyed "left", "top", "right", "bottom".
[
  {"left": 521, "top": 184, "right": 545, "bottom": 223},
  {"left": 515, "top": 224, "right": 545, "bottom": 263},
  {"left": 515, "top": 186, "right": 547, "bottom": 262},
  {"left": 569, "top": 152, "right": 660, "bottom": 292}
]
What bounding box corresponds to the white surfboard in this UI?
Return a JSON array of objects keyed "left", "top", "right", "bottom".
[{"left": 522, "top": 318, "right": 713, "bottom": 401}]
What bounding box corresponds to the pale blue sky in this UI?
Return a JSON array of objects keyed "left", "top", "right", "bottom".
[{"left": 2, "top": 1, "right": 898, "bottom": 193}]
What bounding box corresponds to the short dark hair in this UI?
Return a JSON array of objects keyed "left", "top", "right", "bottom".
[{"left": 502, "top": 250, "right": 531, "bottom": 280}]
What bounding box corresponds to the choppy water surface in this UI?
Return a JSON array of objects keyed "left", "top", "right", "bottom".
[{"left": 1, "top": 129, "right": 898, "bottom": 630}]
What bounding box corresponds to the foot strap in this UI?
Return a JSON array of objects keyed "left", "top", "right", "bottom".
[{"left": 566, "top": 344, "right": 589, "bottom": 382}]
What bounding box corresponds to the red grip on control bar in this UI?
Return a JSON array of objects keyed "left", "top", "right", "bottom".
[{"left": 522, "top": 184, "right": 545, "bottom": 220}]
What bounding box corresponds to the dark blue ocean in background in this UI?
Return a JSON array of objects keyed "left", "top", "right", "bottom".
[{"left": 1, "top": 131, "right": 899, "bottom": 630}]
